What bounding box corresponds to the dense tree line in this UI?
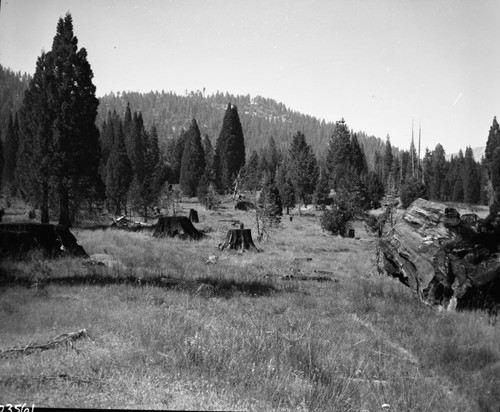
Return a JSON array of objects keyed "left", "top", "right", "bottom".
[
  {"left": 1, "top": 13, "right": 495, "bottom": 230},
  {"left": 96, "top": 90, "right": 396, "bottom": 162}
]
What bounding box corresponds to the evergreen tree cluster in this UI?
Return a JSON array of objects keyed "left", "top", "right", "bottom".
[
  {"left": 16, "top": 13, "right": 102, "bottom": 225},
  {"left": 100, "top": 105, "right": 168, "bottom": 219},
  {"left": 1, "top": 12, "right": 494, "bottom": 228}
]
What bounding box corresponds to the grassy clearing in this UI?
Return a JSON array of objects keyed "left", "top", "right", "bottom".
[{"left": 1, "top": 200, "right": 499, "bottom": 410}]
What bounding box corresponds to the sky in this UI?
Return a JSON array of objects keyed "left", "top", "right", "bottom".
[{"left": 1, "top": 0, "right": 499, "bottom": 155}]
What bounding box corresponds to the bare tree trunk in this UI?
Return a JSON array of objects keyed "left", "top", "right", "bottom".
[
  {"left": 58, "top": 184, "right": 71, "bottom": 227},
  {"left": 40, "top": 182, "right": 49, "bottom": 224}
]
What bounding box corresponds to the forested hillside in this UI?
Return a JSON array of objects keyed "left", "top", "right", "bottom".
[
  {"left": 0, "top": 65, "right": 31, "bottom": 137},
  {"left": 97, "top": 90, "right": 393, "bottom": 167},
  {"left": 0, "top": 64, "right": 394, "bottom": 168}
]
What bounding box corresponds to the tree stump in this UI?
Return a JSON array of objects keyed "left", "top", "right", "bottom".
[
  {"left": 153, "top": 216, "right": 205, "bottom": 240},
  {"left": 379, "top": 198, "right": 500, "bottom": 312},
  {"left": 189, "top": 209, "right": 199, "bottom": 223},
  {"left": 219, "top": 229, "right": 259, "bottom": 252},
  {"left": 0, "top": 223, "right": 88, "bottom": 258}
]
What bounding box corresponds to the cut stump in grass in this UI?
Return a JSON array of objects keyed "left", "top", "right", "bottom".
[
  {"left": 189, "top": 209, "right": 199, "bottom": 223},
  {"left": 219, "top": 228, "right": 259, "bottom": 252},
  {"left": 0, "top": 223, "right": 88, "bottom": 258},
  {"left": 153, "top": 216, "right": 205, "bottom": 240}
]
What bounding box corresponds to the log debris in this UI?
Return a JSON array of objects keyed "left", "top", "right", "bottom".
[
  {"left": 379, "top": 198, "right": 500, "bottom": 312},
  {"left": 0, "top": 329, "right": 90, "bottom": 358}
]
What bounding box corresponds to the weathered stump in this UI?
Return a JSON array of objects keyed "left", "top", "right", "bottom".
[
  {"left": 189, "top": 209, "right": 199, "bottom": 223},
  {"left": 0, "top": 223, "right": 88, "bottom": 258},
  {"left": 219, "top": 229, "right": 259, "bottom": 252},
  {"left": 379, "top": 198, "right": 500, "bottom": 313},
  {"left": 235, "top": 200, "right": 256, "bottom": 211},
  {"left": 153, "top": 216, "right": 205, "bottom": 240}
]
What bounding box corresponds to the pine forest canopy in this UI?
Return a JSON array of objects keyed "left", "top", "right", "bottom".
[
  {"left": 96, "top": 90, "right": 399, "bottom": 168},
  {"left": 0, "top": 13, "right": 494, "bottom": 218}
]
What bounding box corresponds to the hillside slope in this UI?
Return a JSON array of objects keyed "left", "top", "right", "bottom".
[{"left": 97, "top": 90, "right": 391, "bottom": 165}]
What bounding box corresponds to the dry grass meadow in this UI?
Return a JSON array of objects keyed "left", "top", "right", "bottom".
[{"left": 1, "top": 197, "right": 499, "bottom": 411}]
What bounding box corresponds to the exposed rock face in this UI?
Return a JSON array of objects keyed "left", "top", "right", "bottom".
[
  {"left": 379, "top": 198, "right": 500, "bottom": 313},
  {"left": 0, "top": 223, "right": 88, "bottom": 258}
]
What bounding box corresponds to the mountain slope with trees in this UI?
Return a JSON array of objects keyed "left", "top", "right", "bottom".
[{"left": 96, "top": 90, "right": 395, "bottom": 165}]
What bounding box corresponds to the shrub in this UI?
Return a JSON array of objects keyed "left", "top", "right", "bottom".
[{"left": 400, "top": 177, "right": 427, "bottom": 208}]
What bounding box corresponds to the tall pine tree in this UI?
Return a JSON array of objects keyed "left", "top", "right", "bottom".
[
  {"left": 2, "top": 113, "right": 18, "bottom": 189},
  {"left": 179, "top": 119, "right": 205, "bottom": 196},
  {"left": 215, "top": 103, "right": 245, "bottom": 192},
  {"left": 17, "top": 51, "right": 56, "bottom": 223},
  {"left": 18, "top": 13, "right": 101, "bottom": 225},
  {"left": 326, "top": 119, "right": 352, "bottom": 187},
  {"left": 463, "top": 147, "right": 480, "bottom": 204},
  {"left": 485, "top": 116, "right": 500, "bottom": 206},
  {"left": 106, "top": 121, "right": 132, "bottom": 215},
  {"left": 288, "top": 131, "right": 319, "bottom": 211}
]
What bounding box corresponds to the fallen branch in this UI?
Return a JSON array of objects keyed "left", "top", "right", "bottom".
[
  {"left": 0, "top": 329, "right": 89, "bottom": 358},
  {"left": 348, "top": 377, "right": 388, "bottom": 386}
]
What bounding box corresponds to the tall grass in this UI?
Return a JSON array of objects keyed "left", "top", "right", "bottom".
[{"left": 1, "top": 205, "right": 499, "bottom": 410}]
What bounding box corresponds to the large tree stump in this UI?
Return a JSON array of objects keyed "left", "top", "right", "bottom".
[
  {"left": 219, "top": 229, "right": 259, "bottom": 252},
  {"left": 0, "top": 223, "right": 88, "bottom": 258},
  {"left": 379, "top": 198, "right": 500, "bottom": 313},
  {"left": 189, "top": 209, "right": 199, "bottom": 223},
  {"left": 153, "top": 216, "right": 205, "bottom": 240}
]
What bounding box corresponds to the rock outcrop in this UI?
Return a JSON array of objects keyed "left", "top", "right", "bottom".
[{"left": 379, "top": 198, "right": 500, "bottom": 313}]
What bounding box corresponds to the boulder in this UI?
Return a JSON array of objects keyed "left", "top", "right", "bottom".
[{"left": 379, "top": 198, "right": 500, "bottom": 313}]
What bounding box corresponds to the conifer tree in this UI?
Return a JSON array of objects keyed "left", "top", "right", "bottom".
[
  {"left": 203, "top": 134, "right": 213, "bottom": 166},
  {"left": 451, "top": 151, "right": 464, "bottom": 202},
  {"left": 170, "top": 129, "right": 188, "bottom": 184},
  {"left": 216, "top": 103, "right": 245, "bottom": 192},
  {"left": 17, "top": 13, "right": 101, "bottom": 225},
  {"left": 137, "top": 123, "right": 164, "bottom": 219},
  {"left": 197, "top": 135, "right": 215, "bottom": 203},
  {"left": 267, "top": 135, "right": 280, "bottom": 177},
  {"left": 485, "top": 116, "right": 500, "bottom": 206},
  {"left": 313, "top": 168, "right": 330, "bottom": 209},
  {"left": 365, "top": 171, "right": 385, "bottom": 209},
  {"left": 288, "top": 131, "right": 319, "bottom": 212},
  {"left": 129, "top": 111, "right": 146, "bottom": 183},
  {"left": 491, "top": 147, "right": 500, "bottom": 210},
  {"left": 326, "top": 119, "right": 352, "bottom": 187},
  {"left": 244, "top": 150, "right": 261, "bottom": 192},
  {"left": 429, "top": 144, "right": 446, "bottom": 200},
  {"left": 123, "top": 102, "right": 132, "bottom": 142},
  {"left": 383, "top": 135, "right": 393, "bottom": 189},
  {"left": 257, "top": 172, "right": 282, "bottom": 225},
  {"left": 0, "top": 134, "right": 4, "bottom": 189},
  {"left": 351, "top": 133, "right": 367, "bottom": 177},
  {"left": 276, "top": 159, "right": 295, "bottom": 214},
  {"left": 463, "top": 147, "right": 480, "bottom": 204},
  {"left": 106, "top": 122, "right": 132, "bottom": 215},
  {"left": 17, "top": 51, "right": 55, "bottom": 223},
  {"left": 179, "top": 119, "right": 205, "bottom": 196},
  {"left": 485, "top": 116, "right": 500, "bottom": 176},
  {"left": 2, "top": 113, "right": 18, "bottom": 188}
]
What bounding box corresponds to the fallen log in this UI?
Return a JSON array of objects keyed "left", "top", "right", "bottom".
[
  {"left": 0, "top": 329, "right": 90, "bottom": 358},
  {"left": 379, "top": 198, "right": 500, "bottom": 313}
]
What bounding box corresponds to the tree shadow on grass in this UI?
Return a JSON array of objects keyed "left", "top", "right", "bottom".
[{"left": 0, "top": 269, "right": 280, "bottom": 298}]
